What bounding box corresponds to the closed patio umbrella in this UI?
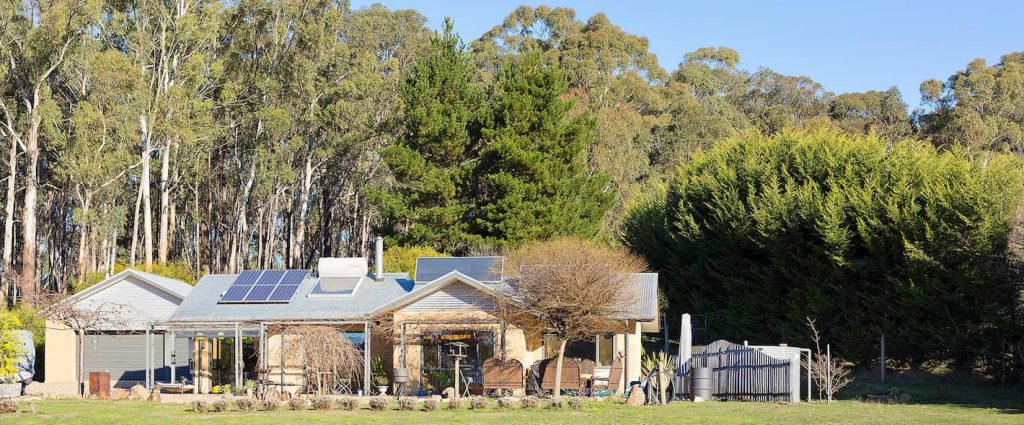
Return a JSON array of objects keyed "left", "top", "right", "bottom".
[{"left": 675, "top": 314, "right": 691, "bottom": 395}]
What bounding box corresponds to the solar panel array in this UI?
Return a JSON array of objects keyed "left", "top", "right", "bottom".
[
  {"left": 414, "top": 257, "right": 503, "bottom": 284},
  {"left": 220, "top": 269, "right": 309, "bottom": 303}
]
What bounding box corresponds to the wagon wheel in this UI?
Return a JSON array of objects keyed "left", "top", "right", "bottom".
[{"left": 645, "top": 369, "right": 675, "bottom": 405}]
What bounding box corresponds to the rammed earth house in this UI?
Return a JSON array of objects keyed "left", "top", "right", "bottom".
[{"left": 51, "top": 238, "right": 659, "bottom": 396}]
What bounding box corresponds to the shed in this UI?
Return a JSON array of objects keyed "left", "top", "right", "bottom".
[{"left": 43, "top": 269, "right": 193, "bottom": 395}]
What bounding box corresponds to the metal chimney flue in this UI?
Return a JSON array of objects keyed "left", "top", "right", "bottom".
[{"left": 374, "top": 236, "right": 384, "bottom": 281}]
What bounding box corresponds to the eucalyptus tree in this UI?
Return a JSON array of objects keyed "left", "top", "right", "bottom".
[
  {"left": 918, "top": 52, "right": 1024, "bottom": 153},
  {"left": 828, "top": 87, "right": 911, "bottom": 143},
  {"left": 53, "top": 48, "right": 144, "bottom": 282},
  {"left": 103, "top": 0, "right": 223, "bottom": 268},
  {"left": 0, "top": 0, "right": 100, "bottom": 292}
]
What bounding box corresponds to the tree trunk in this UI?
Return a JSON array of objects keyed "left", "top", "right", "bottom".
[
  {"left": 2, "top": 132, "right": 17, "bottom": 301},
  {"left": 21, "top": 112, "right": 41, "bottom": 290},
  {"left": 129, "top": 182, "right": 142, "bottom": 265},
  {"left": 158, "top": 142, "right": 171, "bottom": 264},
  {"left": 140, "top": 115, "right": 153, "bottom": 268},
  {"left": 293, "top": 156, "right": 313, "bottom": 267},
  {"left": 554, "top": 338, "right": 567, "bottom": 396}
]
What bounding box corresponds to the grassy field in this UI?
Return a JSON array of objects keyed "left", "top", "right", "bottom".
[
  {"left": 2, "top": 377, "right": 1021, "bottom": 424},
  {"left": 1, "top": 397, "right": 1021, "bottom": 425}
]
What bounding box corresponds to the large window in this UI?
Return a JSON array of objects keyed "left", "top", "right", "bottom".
[
  {"left": 420, "top": 330, "right": 495, "bottom": 392},
  {"left": 543, "top": 334, "right": 615, "bottom": 365},
  {"left": 596, "top": 334, "right": 614, "bottom": 366}
]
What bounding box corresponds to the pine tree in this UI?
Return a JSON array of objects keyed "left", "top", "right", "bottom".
[
  {"left": 373, "top": 18, "right": 484, "bottom": 252},
  {"left": 474, "top": 52, "right": 613, "bottom": 244}
]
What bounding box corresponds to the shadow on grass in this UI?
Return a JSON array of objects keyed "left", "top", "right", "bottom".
[{"left": 839, "top": 374, "right": 1024, "bottom": 413}]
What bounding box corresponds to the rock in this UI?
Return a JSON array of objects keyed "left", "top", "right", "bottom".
[
  {"left": 129, "top": 384, "right": 148, "bottom": 400},
  {"left": 442, "top": 387, "right": 456, "bottom": 399},
  {"left": 625, "top": 384, "right": 645, "bottom": 407},
  {"left": 429, "top": 395, "right": 443, "bottom": 402},
  {"left": 111, "top": 389, "right": 130, "bottom": 401},
  {"left": 693, "top": 396, "right": 705, "bottom": 403},
  {"left": 147, "top": 387, "right": 161, "bottom": 403}
]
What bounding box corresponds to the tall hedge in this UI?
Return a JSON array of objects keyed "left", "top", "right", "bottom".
[{"left": 623, "top": 130, "right": 1024, "bottom": 370}]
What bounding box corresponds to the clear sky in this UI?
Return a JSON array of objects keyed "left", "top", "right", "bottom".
[{"left": 350, "top": 0, "right": 1024, "bottom": 108}]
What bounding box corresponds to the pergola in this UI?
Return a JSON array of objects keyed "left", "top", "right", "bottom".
[{"left": 161, "top": 319, "right": 374, "bottom": 395}]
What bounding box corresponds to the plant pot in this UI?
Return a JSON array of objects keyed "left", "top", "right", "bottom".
[{"left": 377, "top": 385, "right": 389, "bottom": 395}]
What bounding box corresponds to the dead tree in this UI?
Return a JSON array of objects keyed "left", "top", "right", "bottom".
[{"left": 804, "top": 317, "right": 853, "bottom": 403}]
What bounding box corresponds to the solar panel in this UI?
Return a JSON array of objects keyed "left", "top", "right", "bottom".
[
  {"left": 415, "top": 257, "right": 503, "bottom": 284},
  {"left": 220, "top": 269, "right": 309, "bottom": 303},
  {"left": 219, "top": 270, "right": 262, "bottom": 302},
  {"left": 266, "top": 270, "right": 304, "bottom": 301}
]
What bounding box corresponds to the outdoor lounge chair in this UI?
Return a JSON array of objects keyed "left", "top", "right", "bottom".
[
  {"left": 482, "top": 358, "right": 524, "bottom": 396},
  {"left": 540, "top": 357, "right": 583, "bottom": 395},
  {"left": 591, "top": 356, "right": 623, "bottom": 395}
]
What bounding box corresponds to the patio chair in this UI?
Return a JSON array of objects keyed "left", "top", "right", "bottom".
[
  {"left": 540, "top": 357, "right": 583, "bottom": 396},
  {"left": 591, "top": 356, "right": 623, "bottom": 396},
  {"left": 482, "top": 358, "right": 524, "bottom": 396}
]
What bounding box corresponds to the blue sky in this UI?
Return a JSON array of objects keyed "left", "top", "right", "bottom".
[{"left": 350, "top": 0, "right": 1024, "bottom": 108}]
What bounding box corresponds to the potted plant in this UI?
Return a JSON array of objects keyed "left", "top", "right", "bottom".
[
  {"left": 371, "top": 357, "right": 389, "bottom": 395},
  {"left": 245, "top": 379, "right": 255, "bottom": 397}
]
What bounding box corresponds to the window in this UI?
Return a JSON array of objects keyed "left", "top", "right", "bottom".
[{"left": 596, "top": 334, "right": 614, "bottom": 366}]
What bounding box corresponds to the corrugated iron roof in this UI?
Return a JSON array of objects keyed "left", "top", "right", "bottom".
[
  {"left": 169, "top": 273, "right": 416, "bottom": 323},
  {"left": 169, "top": 270, "right": 659, "bottom": 324}
]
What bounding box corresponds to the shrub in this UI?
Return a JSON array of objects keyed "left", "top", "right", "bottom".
[
  {"left": 263, "top": 398, "right": 280, "bottom": 411},
  {"left": 211, "top": 398, "right": 230, "bottom": 412},
  {"left": 496, "top": 397, "right": 515, "bottom": 409},
  {"left": 0, "top": 399, "right": 19, "bottom": 414},
  {"left": 235, "top": 397, "right": 257, "bottom": 412},
  {"left": 288, "top": 397, "right": 308, "bottom": 410},
  {"left": 569, "top": 396, "right": 584, "bottom": 410},
  {"left": 422, "top": 398, "right": 439, "bottom": 411},
  {"left": 311, "top": 397, "right": 333, "bottom": 410},
  {"left": 398, "top": 397, "right": 416, "bottom": 411},
  {"left": 190, "top": 400, "right": 209, "bottom": 413},
  {"left": 368, "top": 396, "right": 390, "bottom": 411},
  {"left": 338, "top": 396, "right": 358, "bottom": 411},
  {"left": 470, "top": 396, "right": 487, "bottom": 410},
  {"left": 0, "top": 312, "right": 23, "bottom": 380},
  {"left": 447, "top": 398, "right": 463, "bottom": 410},
  {"left": 548, "top": 396, "right": 564, "bottom": 409},
  {"left": 521, "top": 396, "right": 540, "bottom": 409}
]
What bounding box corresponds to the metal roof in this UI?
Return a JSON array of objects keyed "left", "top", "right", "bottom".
[
  {"left": 623, "top": 273, "right": 659, "bottom": 321},
  {"left": 169, "top": 272, "right": 416, "bottom": 323},
  {"left": 169, "top": 269, "right": 658, "bottom": 324},
  {"left": 61, "top": 268, "right": 193, "bottom": 305}
]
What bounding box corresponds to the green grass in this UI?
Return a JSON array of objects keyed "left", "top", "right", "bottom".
[{"left": 2, "top": 397, "right": 1021, "bottom": 425}]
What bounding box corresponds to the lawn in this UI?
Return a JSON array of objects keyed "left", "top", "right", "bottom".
[{"left": 1, "top": 398, "right": 1021, "bottom": 425}]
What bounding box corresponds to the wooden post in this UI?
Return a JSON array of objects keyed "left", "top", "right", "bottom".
[
  {"left": 235, "top": 323, "right": 242, "bottom": 389},
  {"left": 364, "top": 322, "right": 371, "bottom": 395},
  {"left": 145, "top": 327, "right": 152, "bottom": 390},
  {"left": 454, "top": 356, "right": 461, "bottom": 400},
  {"left": 170, "top": 331, "right": 176, "bottom": 384},
  {"left": 880, "top": 334, "right": 886, "bottom": 383}
]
